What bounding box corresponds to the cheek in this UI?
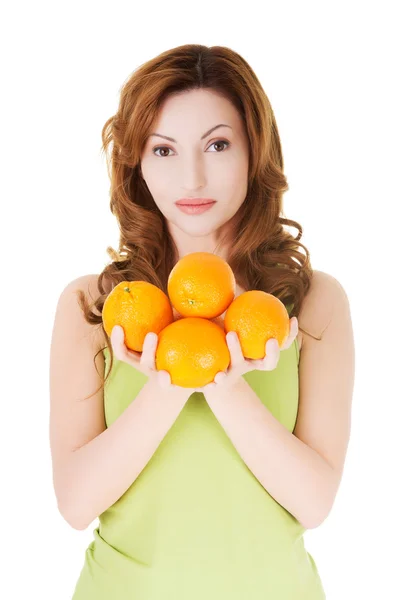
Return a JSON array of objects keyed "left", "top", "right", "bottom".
[
  {"left": 141, "top": 168, "right": 170, "bottom": 208},
  {"left": 224, "top": 171, "right": 248, "bottom": 212},
  {"left": 142, "top": 166, "right": 176, "bottom": 202},
  {"left": 219, "top": 153, "right": 248, "bottom": 193},
  {"left": 149, "top": 193, "right": 171, "bottom": 217}
]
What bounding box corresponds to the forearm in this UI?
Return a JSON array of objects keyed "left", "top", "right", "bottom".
[
  {"left": 204, "top": 377, "right": 336, "bottom": 529},
  {"left": 57, "top": 380, "right": 188, "bottom": 530}
]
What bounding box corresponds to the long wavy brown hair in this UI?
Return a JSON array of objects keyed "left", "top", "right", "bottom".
[{"left": 77, "top": 43, "right": 314, "bottom": 401}]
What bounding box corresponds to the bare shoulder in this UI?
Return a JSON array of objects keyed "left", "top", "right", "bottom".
[
  {"left": 76, "top": 273, "right": 111, "bottom": 350},
  {"left": 50, "top": 271, "right": 107, "bottom": 380},
  {"left": 292, "top": 270, "right": 354, "bottom": 521},
  {"left": 50, "top": 273, "right": 109, "bottom": 523},
  {"left": 298, "top": 270, "right": 350, "bottom": 348}
]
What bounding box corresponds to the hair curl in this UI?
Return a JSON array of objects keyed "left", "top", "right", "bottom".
[{"left": 77, "top": 43, "right": 314, "bottom": 401}]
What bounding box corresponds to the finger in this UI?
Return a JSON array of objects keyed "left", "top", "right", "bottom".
[
  {"left": 201, "top": 381, "right": 218, "bottom": 393},
  {"left": 246, "top": 357, "right": 264, "bottom": 371},
  {"left": 214, "top": 371, "right": 228, "bottom": 385},
  {"left": 111, "top": 325, "right": 143, "bottom": 368},
  {"left": 111, "top": 325, "right": 128, "bottom": 361},
  {"left": 140, "top": 332, "right": 158, "bottom": 371},
  {"left": 226, "top": 331, "right": 245, "bottom": 369},
  {"left": 263, "top": 338, "right": 280, "bottom": 370},
  {"left": 157, "top": 370, "right": 172, "bottom": 389}
]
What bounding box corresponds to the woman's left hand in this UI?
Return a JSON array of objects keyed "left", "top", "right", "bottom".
[{"left": 193, "top": 316, "right": 299, "bottom": 394}]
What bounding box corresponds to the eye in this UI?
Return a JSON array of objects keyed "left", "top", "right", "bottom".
[
  {"left": 152, "top": 146, "right": 174, "bottom": 158},
  {"left": 152, "top": 139, "right": 231, "bottom": 157},
  {"left": 207, "top": 140, "right": 231, "bottom": 152}
]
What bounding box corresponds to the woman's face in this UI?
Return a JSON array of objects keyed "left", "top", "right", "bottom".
[{"left": 140, "top": 88, "right": 250, "bottom": 240}]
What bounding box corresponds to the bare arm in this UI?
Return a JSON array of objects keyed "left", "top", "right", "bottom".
[
  {"left": 202, "top": 271, "right": 355, "bottom": 529},
  {"left": 49, "top": 274, "right": 188, "bottom": 531},
  {"left": 58, "top": 379, "right": 187, "bottom": 530}
]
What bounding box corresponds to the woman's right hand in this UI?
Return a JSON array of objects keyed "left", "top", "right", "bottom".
[{"left": 110, "top": 325, "right": 193, "bottom": 394}]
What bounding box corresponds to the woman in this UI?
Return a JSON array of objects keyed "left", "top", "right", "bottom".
[{"left": 49, "top": 44, "right": 355, "bottom": 599}]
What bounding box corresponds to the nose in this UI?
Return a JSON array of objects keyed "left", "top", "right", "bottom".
[{"left": 181, "top": 154, "right": 207, "bottom": 191}]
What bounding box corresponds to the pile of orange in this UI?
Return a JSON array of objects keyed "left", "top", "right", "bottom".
[{"left": 102, "top": 251, "right": 290, "bottom": 388}]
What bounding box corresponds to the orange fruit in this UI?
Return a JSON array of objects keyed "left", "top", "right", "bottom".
[
  {"left": 167, "top": 252, "right": 236, "bottom": 319},
  {"left": 172, "top": 305, "right": 224, "bottom": 330},
  {"left": 155, "top": 317, "right": 231, "bottom": 388},
  {"left": 102, "top": 281, "right": 173, "bottom": 352},
  {"left": 224, "top": 290, "right": 290, "bottom": 360}
]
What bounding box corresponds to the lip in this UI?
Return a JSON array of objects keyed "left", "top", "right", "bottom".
[
  {"left": 176, "top": 198, "right": 216, "bottom": 206},
  {"left": 176, "top": 201, "right": 216, "bottom": 215}
]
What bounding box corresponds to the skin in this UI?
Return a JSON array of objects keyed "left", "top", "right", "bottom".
[
  {"left": 140, "top": 88, "right": 250, "bottom": 260},
  {"left": 111, "top": 321, "right": 298, "bottom": 393},
  {"left": 111, "top": 88, "right": 298, "bottom": 391}
]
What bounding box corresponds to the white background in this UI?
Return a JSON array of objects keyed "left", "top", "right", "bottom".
[{"left": 1, "top": 1, "right": 399, "bottom": 598}]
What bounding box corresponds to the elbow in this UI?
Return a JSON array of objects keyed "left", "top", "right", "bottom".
[
  {"left": 303, "top": 515, "right": 325, "bottom": 530},
  {"left": 305, "top": 470, "right": 338, "bottom": 529},
  {"left": 53, "top": 461, "right": 91, "bottom": 530},
  {"left": 298, "top": 512, "right": 325, "bottom": 531},
  {"left": 69, "top": 518, "right": 89, "bottom": 531},
  {"left": 305, "top": 500, "right": 334, "bottom": 530},
  {"left": 57, "top": 500, "right": 89, "bottom": 531}
]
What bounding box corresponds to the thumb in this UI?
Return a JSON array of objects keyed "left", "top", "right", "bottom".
[{"left": 111, "top": 325, "right": 124, "bottom": 340}]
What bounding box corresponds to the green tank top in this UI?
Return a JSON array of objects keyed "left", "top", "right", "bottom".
[{"left": 72, "top": 312, "right": 326, "bottom": 599}]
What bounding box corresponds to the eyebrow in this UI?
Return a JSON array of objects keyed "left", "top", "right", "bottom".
[{"left": 148, "top": 123, "right": 232, "bottom": 143}]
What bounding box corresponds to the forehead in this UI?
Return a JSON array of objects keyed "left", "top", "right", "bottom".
[{"left": 151, "top": 89, "right": 242, "bottom": 134}]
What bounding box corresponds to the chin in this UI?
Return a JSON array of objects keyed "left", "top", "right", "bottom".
[{"left": 177, "top": 220, "right": 221, "bottom": 237}]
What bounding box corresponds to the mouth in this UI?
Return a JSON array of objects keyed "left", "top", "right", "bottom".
[
  {"left": 175, "top": 201, "right": 216, "bottom": 215},
  {"left": 175, "top": 198, "right": 217, "bottom": 206}
]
